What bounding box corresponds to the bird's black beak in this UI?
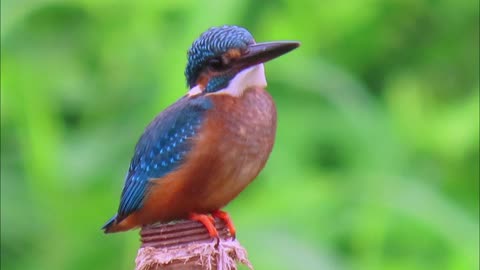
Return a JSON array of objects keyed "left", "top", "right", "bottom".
[{"left": 234, "top": 41, "right": 300, "bottom": 70}]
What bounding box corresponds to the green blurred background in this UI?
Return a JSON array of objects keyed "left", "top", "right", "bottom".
[{"left": 1, "top": 0, "right": 479, "bottom": 269}]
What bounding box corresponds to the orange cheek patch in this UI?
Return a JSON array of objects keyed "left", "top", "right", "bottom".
[{"left": 196, "top": 73, "right": 210, "bottom": 89}]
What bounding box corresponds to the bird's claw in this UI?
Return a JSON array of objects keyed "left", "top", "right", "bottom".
[{"left": 212, "top": 210, "right": 236, "bottom": 238}]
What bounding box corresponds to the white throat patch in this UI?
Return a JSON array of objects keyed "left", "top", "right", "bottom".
[
  {"left": 187, "top": 64, "right": 267, "bottom": 97},
  {"left": 216, "top": 64, "right": 267, "bottom": 96}
]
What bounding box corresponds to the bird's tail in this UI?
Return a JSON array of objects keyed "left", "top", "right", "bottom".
[{"left": 102, "top": 214, "right": 120, "bottom": 233}]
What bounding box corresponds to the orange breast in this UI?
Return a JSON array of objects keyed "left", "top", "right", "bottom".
[
  {"left": 191, "top": 87, "right": 277, "bottom": 211},
  {"left": 122, "top": 87, "right": 276, "bottom": 228}
]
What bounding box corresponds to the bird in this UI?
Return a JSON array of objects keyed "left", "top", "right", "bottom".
[{"left": 102, "top": 25, "right": 299, "bottom": 237}]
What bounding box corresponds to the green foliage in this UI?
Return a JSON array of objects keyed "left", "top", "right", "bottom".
[{"left": 1, "top": 0, "right": 478, "bottom": 269}]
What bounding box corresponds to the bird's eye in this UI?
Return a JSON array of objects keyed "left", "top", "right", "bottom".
[{"left": 207, "top": 58, "right": 224, "bottom": 71}]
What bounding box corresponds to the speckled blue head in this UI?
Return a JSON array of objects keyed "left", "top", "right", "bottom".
[{"left": 185, "top": 26, "right": 255, "bottom": 92}]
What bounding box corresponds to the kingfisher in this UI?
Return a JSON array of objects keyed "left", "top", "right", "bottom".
[{"left": 102, "top": 25, "right": 299, "bottom": 237}]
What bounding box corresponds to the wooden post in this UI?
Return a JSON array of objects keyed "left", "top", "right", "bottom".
[{"left": 135, "top": 219, "right": 253, "bottom": 270}]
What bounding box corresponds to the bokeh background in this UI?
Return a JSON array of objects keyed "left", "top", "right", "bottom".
[{"left": 1, "top": 0, "right": 479, "bottom": 269}]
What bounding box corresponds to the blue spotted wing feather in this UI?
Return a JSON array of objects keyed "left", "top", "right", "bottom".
[{"left": 115, "top": 96, "right": 213, "bottom": 222}]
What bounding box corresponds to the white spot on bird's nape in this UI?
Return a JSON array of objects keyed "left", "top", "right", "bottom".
[
  {"left": 212, "top": 64, "right": 267, "bottom": 97},
  {"left": 188, "top": 85, "right": 203, "bottom": 97}
]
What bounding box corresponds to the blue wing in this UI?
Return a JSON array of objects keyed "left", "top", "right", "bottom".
[{"left": 116, "top": 95, "right": 213, "bottom": 221}]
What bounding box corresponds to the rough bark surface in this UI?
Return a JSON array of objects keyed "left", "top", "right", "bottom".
[{"left": 135, "top": 219, "right": 253, "bottom": 270}]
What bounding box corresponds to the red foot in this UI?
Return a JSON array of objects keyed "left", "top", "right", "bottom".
[
  {"left": 189, "top": 213, "right": 218, "bottom": 237},
  {"left": 212, "top": 210, "right": 236, "bottom": 238}
]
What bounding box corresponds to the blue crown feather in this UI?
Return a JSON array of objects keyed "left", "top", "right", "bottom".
[{"left": 185, "top": 25, "right": 255, "bottom": 88}]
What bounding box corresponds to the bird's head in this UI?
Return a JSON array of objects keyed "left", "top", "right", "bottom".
[{"left": 185, "top": 25, "right": 299, "bottom": 96}]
